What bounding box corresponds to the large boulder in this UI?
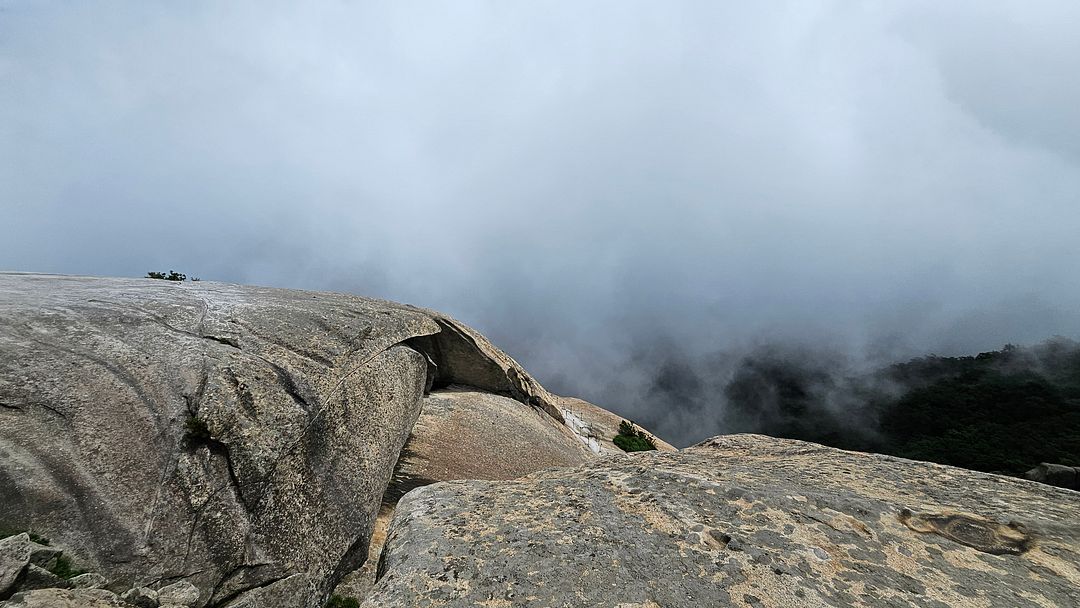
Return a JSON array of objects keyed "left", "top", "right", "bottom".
[
  {"left": 1025, "top": 462, "right": 1080, "bottom": 490},
  {"left": 0, "top": 273, "right": 594, "bottom": 607},
  {"left": 364, "top": 434, "right": 1080, "bottom": 607}
]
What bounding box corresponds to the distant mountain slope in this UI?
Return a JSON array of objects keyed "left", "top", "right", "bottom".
[{"left": 723, "top": 339, "right": 1080, "bottom": 476}]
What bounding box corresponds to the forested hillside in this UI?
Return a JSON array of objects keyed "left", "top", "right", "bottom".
[{"left": 724, "top": 339, "right": 1080, "bottom": 476}]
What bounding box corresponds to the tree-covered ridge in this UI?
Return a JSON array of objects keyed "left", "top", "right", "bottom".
[{"left": 724, "top": 339, "right": 1080, "bottom": 477}]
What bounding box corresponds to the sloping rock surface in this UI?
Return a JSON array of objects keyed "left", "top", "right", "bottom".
[
  {"left": 365, "top": 434, "right": 1080, "bottom": 608},
  {"left": 335, "top": 386, "right": 595, "bottom": 600},
  {"left": 0, "top": 273, "right": 591, "bottom": 607},
  {"left": 557, "top": 396, "right": 676, "bottom": 453},
  {"left": 392, "top": 387, "right": 593, "bottom": 486}
]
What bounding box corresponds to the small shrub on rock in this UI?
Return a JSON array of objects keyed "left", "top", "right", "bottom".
[
  {"left": 615, "top": 420, "right": 656, "bottom": 452},
  {"left": 48, "top": 554, "right": 86, "bottom": 579},
  {"left": 146, "top": 270, "right": 189, "bottom": 281},
  {"left": 326, "top": 595, "right": 360, "bottom": 608},
  {"left": 184, "top": 415, "right": 212, "bottom": 444}
]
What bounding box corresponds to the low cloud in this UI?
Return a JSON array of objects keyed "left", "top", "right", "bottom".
[{"left": 3, "top": 1, "right": 1079, "bottom": 444}]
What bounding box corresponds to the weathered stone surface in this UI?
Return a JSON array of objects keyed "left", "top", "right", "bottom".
[
  {"left": 336, "top": 387, "right": 596, "bottom": 600},
  {"left": 0, "top": 534, "right": 30, "bottom": 599},
  {"left": 394, "top": 387, "right": 593, "bottom": 486},
  {"left": 155, "top": 580, "right": 198, "bottom": 606},
  {"left": 1, "top": 588, "right": 127, "bottom": 607},
  {"left": 365, "top": 434, "right": 1080, "bottom": 607},
  {"left": 1025, "top": 462, "right": 1080, "bottom": 490},
  {"left": 119, "top": 586, "right": 159, "bottom": 608},
  {"left": 16, "top": 564, "right": 69, "bottom": 592},
  {"left": 25, "top": 543, "right": 59, "bottom": 570},
  {"left": 69, "top": 573, "right": 107, "bottom": 589},
  {"left": 0, "top": 273, "right": 601, "bottom": 607},
  {"left": 222, "top": 573, "right": 309, "bottom": 607}
]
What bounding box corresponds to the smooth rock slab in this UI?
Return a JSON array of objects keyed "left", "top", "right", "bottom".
[{"left": 364, "top": 434, "right": 1080, "bottom": 608}]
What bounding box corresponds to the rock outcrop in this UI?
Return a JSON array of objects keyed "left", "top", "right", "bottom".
[
  {"left": 365, "top": 434, "right": 1080, "bottom": 607},
  {"left": 0, "top": 273, "right": 618, "bottom": 607},
  {"left": 1025, "top": 462, "right": 1080, "bottom": 490},
  {"left": 10, "top": 272, "right": 1078, "bottom": 608}
]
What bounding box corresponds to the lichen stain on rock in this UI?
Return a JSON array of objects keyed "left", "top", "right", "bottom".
[{"left": 899, "top": 509, "right": 1031, "bottom": 555}]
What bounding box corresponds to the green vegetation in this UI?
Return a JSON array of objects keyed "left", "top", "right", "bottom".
[
  {"left": 615, "top": 420, "right": 657, "bottom": 452},
  {"left": 874, "top": 343, "right": 1080, "bottom": 475},
  {"left": 325, "top": 595, "right": 360, "bottom": 608},
  {"left": 726, "top": 339, "right": 1080, "bottom": 477},
  {"left": 184, "top": 415, "right": 212, "bottom": 444},
  {"left": 48, "top": 554, "right": 86, "bottom": 579},
  {"left": 146, "top": 270, "right": 190, "bottom": 281}
]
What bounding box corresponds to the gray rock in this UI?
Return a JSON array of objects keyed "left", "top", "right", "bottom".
[
  {"left": 1, "top": 588, "right": 127, "bottom": 607},
  {"left": 334, "top": 387, "right": 596, "bottom": 600},
  {"left": 25, "top": 543, "right": 60, "bottom": 570},
  {"left": 1025, "top": 462, "right": 1080, "bottom": 489},
  {"left": 0, "top": 273, "right": 608, "bottom": 608},
  {"left": 119, "top": 587, "right": 159, "bottom": 608},
  {"left": 69, "top": 572, "right": 107, "bottom": 589},
  {"left": 0, "top": 533, "right": 31, "bottom": 599},
  {"left": 364, "top": 434, "right": 1080, "bottom": 608},
  {"left": 155, "top": 580, "right": 198, "bottom": 607},
  {"left": 15, "top": 564, "right": 70, "bottom": 592},
  {"left": 223, "top": 573, "right": 309, "bottom": 607}
]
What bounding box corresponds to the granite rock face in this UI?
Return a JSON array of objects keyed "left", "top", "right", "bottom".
[
  {"left": 1, "top": 588, "right": 129, "bottom": 608},
  {"left": 365, "top": 434, "right": 1080, "bottom": 608},
  {"left": 391, "top": 387, "right": 593, "bottom": 488},
  {"left": 0, "top": 273, "right": 591, "bottom": 607}
]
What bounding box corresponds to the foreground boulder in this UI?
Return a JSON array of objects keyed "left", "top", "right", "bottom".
[
  {"left": 365, "top": 434, "right": 1080, "bottom": 607},
  {"left": 0, "top": 273, "right": 606, "bottom": 607}
]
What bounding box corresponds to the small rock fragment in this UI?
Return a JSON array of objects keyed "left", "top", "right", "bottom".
[
  {"left": 18, "top": 563, "right": 72, "bottom": 592},
  {"left": 157, "top": 580, "right": 199, "bottom": 607},
  {"left": 27, "top": 542, "right": 61, "bottom": 570},
  {"left": 70, "top": 572, "right": 109, "bottom": 589},
  {"left": 120, "top": 586, "right": 160, "bottom": 608}
]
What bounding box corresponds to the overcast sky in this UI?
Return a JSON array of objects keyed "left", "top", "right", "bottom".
[{"left": 3, "top": 1, "right": 1079, "bottom": 444}]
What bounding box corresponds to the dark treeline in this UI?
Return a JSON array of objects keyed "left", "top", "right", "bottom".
[
  {"left": 717, "top": 338, "right": 1080, "bottom": 476},
  {"left": 548, "top": 334, "right": 1080, "bottom": 476}
]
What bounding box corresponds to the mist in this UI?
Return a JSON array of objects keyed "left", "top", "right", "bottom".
[{"left": 3, "top": 2, "right": 1080, "bottom": 446}]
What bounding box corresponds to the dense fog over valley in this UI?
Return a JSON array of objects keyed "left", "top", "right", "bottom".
[{"left": 3, "top": 1, "right": 1080, "bottom": 447}]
